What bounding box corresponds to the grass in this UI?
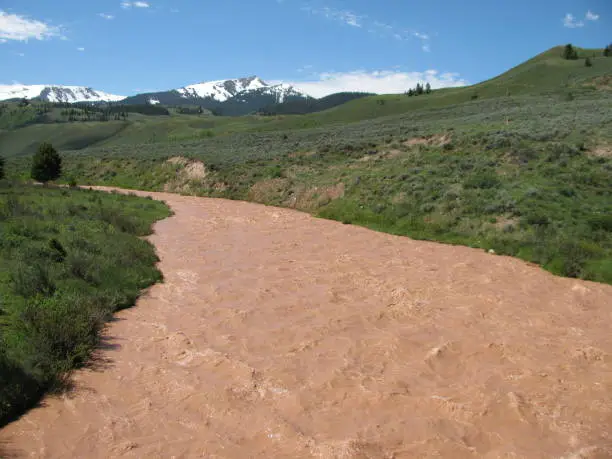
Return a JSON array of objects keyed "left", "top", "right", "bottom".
[{"left": 0, "top": 182, "right": 170, "bottom": 426}]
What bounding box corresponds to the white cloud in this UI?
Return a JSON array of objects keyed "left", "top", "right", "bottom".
[
  {"left": 99, "top": 13, "right": 115, "bottom": 20},
  {"left": 272, "top": 69, "right": 469, "bottom": 98},
  {"left": 0, "top": 10, "right": 61, "bottom": 42},
  {"left": 563, "top": 11, "right": 600, "bottom": 28},
  {"left": 299, "top": 6, "right": 432, "bottom": 52},
  {"left": 77, "top": 47, "right": 85, "bottom": 51},
  {"left": 563, "top": 13, "right": 584, "bottom": 28},
  {"left": 121, "top": 1, "right": 150, "bottom": 9},
  {"left": 586, "top": 10, "right": 599, "bottom": 21},
  {"left": 303, "top": 6, "right": 363, "bottom": 28}
]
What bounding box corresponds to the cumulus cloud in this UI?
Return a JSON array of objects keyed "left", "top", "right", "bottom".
[
  {"left": 0, "top": 10, "right": 61, "bottom": 42},
  {"left": 121, "top": 1, "right": 150, "bottom": 9},
  {"left": 585, "top": 10, "right": 599, "bottom": 21},
  {"left": 99, "top": 13, "right": 115, "bottom": 20},
  {"left": 272, "top": 69, "right": 468, "bottom": 98},
  {"left": 563, "top": 10, "right": 600, "bottom": 28},
  {"left": 563, "top": 13, "right": 584, "bottom": 28}
]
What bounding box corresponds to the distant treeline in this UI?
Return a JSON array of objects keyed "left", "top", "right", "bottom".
[{"left": 257, "top": 92, "right": 374, "bottom": 116}]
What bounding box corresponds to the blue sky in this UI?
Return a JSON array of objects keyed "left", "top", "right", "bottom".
[{"left": 0, "top": 0, "right": 609, "bottom": 97}]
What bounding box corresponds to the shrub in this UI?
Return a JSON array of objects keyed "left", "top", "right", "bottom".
[
  {"left": 11, "top": 262, "right": 56, "bottom": 298},
  {"left": 48, "top": 238, "right": 67, "bottom": 262},
  {"left": 585, "top": 57, "right": 593, "bottom": 67},
  {"left": 588, "top": 214, "right": 612, "bottom": 232},
  {"left": 464, "top": 171, "right": 500, "bottom": 189}
]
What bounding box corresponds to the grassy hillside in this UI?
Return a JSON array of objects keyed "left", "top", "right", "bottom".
[
  {"left": 2, "top": 46, "right": 610, "bottom": 156},
  {"left": 2, "top": 45, "right": 611, "bottom": 284},
  {"left": 0, "top": 183, "right": 170, "bottom": 426}
]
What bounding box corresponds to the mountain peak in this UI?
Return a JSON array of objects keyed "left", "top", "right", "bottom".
[{"left": 0, "top": 84, "right": 125, "bottom": 103}]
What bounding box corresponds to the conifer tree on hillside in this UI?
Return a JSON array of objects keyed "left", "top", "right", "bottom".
[
  {"left": 585, "top": 57, "right": 593, "bottom": 67},
  {"left": 563, "top": 43, "right": 579, "bottom": 60},
  {"left": 604, "top": 44, "right": 612, "bottom": 57},
  {"left": 31, "top": 143, "right": 62, "bottom": 184},
  {"left": 0, "top": 156, "right": 5, "bottom": 180},
  {"left": 425, "top": 83, "right": 432, "bottom": 94}
]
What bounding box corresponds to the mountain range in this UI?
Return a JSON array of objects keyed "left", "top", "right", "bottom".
[
  {"left": 0, "top": 77, "right": 313, "bottom": 116},
  {"left": 0, "top": 84, "right": 125, "bottom": 104}
]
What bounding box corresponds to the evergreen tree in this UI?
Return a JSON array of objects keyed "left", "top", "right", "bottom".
[
  {"left": 0, "top": 156, "right": 5, "bottom": 180},
  {"left": 407, "top": 88, "right": 414, "bottom": 96},
  {"left": 604, "top": 44, "right": 612, "bottom": 57},
  {"left": 416, "top": 83, "right": 424, "bottom": 95},
  {"left": 563, "top": 44, "right": 578, "bottom": 60},
  {"left": 31, "top": 143, "right": 62, "bottom": 183},
  {"left": 585, "top": 57, "right": 593, "bottom": 67},
  {"left": 425, "top": 83, "right": 432, "bottom": 94}
]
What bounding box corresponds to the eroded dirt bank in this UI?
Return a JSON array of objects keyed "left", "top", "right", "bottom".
[{"left": 2, "top": 188, "right": 612, "bottom": 458}]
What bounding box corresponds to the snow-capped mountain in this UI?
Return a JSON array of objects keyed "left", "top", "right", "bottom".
[
  {"left": 177, "top": 76, "right": 268, "bottom": 102},
  {"left": 0, "top": 84, "right": 125, "bottom": 103},
  {"left": 120, "top": 76, "right": 310, "bottom": 115}
]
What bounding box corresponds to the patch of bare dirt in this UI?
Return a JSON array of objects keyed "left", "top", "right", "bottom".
[
  {"left": 403, "top": 133, "right": 452, "bottom": 148},
  {"left": 583, "top": 75, "right": 612, "bottom": 91},
  {"left": 285, "top": 183, "right": 345, "bottom": 210},
  {"left": 588, "top": 145, "right": 612, "bottom": 158},
  {"left": 2, "top": 187, "right": 612, "bottom": 458},
  {"left": 164, "top": 157, "right": 208, "bottom": 193}
]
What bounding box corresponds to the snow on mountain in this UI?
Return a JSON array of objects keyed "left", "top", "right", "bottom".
[
  {"left": 174, "top": 76, "right": 308, "bottom": 103},
  {"left": 0, "top": 84, "right": 125, "bottom": 103},
  {"left": 260, "top": 83, "right": 308, "bottom": 103},
  {"left": 176, "top": 76, "right": 269, "bottom": 102}
]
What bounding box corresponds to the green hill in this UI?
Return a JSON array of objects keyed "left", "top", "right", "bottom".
[{"left": 1, "top": 45, "right": 610, "bottom": 157}]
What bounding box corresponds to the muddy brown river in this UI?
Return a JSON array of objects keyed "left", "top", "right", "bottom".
[{"left": 2, "top": 188, "right": 612, "bottom": 458}]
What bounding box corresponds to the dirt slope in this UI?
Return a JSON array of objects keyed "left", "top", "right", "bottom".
[{"left": 2, "top": 188, "right": 612, "bottom": 458}]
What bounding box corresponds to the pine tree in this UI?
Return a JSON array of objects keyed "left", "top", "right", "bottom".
[
  {"left": 425, "top": 83, "right": 432, "bottom": 94},
  {"left": 416, "top": 83, "right": 424, "bottom": 95},
  {"left": 0, "top": 155, "right": 5, "bottom": 180},
  {"left": 407, "top": 88, "right": 414, "bottom": 96},
  {"left": 604, "top": 44, "right": 612, "bottom": 57},
  {"left": 563, "top": 44, "right": 578, "bottom": 60},
  {"left": 31, "top": 143, "right": 62, "bottom": 183},
  {"left": 585, "top": 57, "right": 593, "bottom": 67}
]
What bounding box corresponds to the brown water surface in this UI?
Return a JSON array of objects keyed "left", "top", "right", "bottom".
[{"left": 2, "top": 188, "right": 612, "bottom": 458}]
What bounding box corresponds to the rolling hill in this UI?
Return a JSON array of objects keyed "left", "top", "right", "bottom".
[{"left": 1, "top": 44, "right": 612, "bottom": 285}]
